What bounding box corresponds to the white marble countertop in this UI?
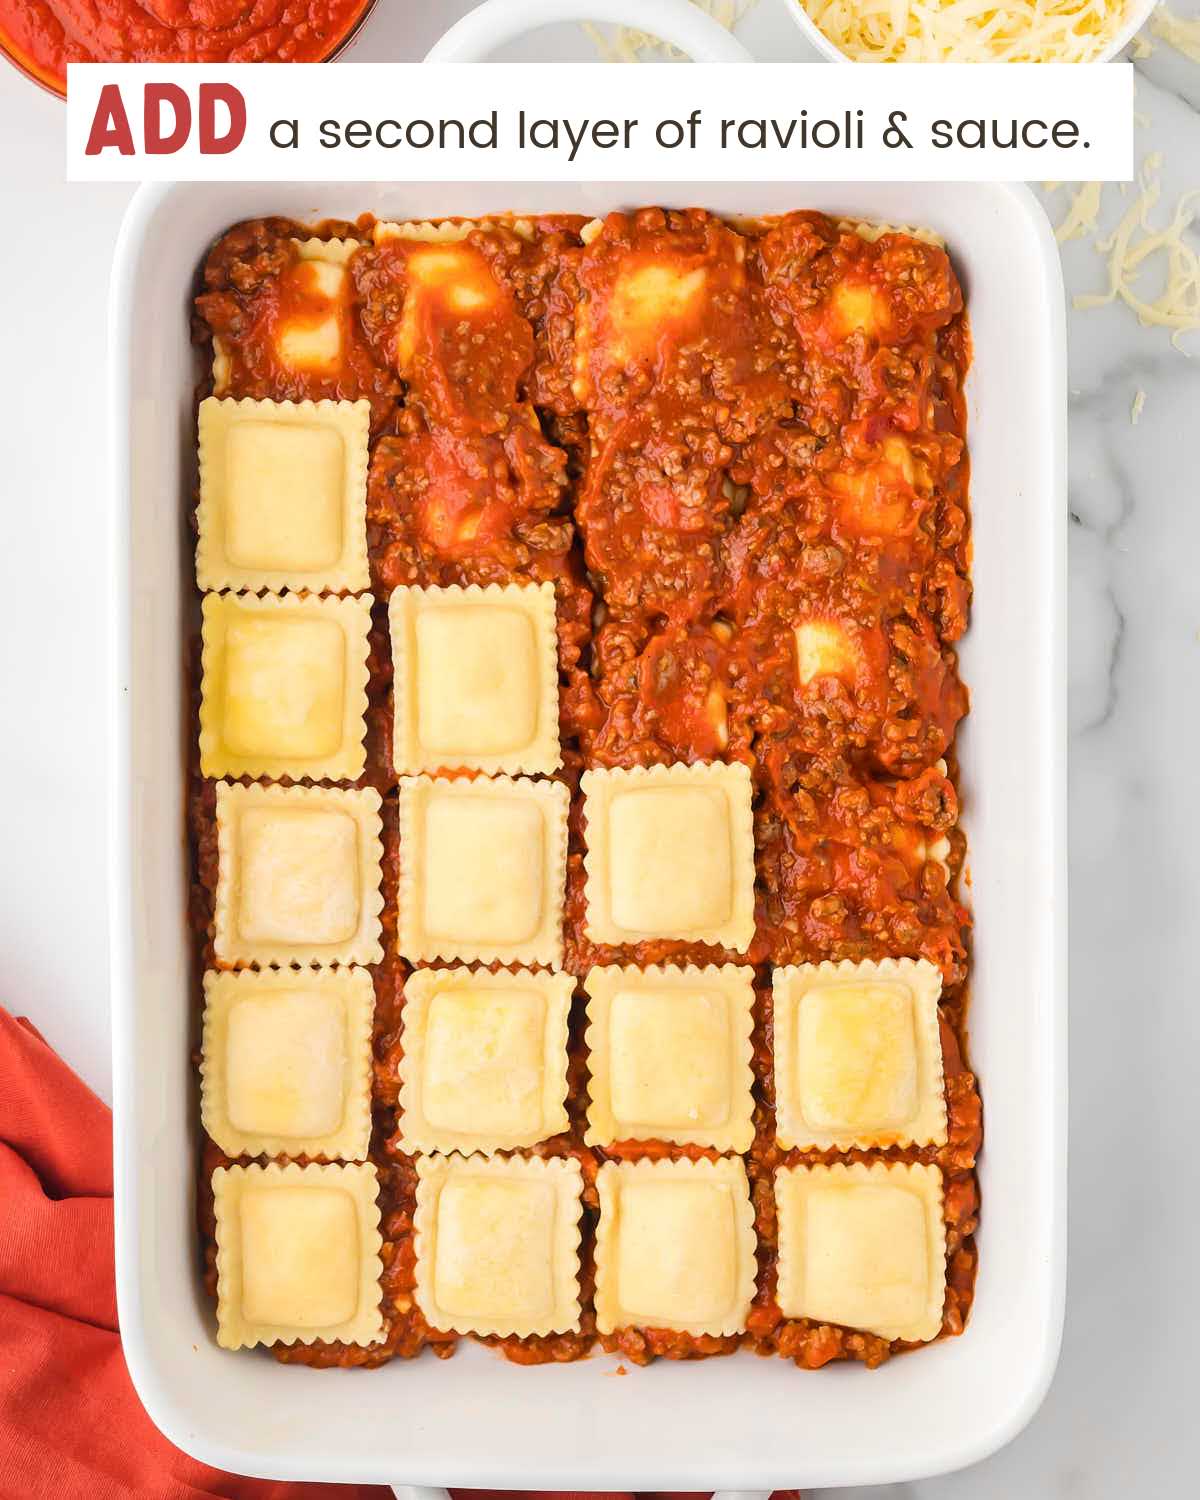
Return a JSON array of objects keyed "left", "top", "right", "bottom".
[{"left": 2, "top": 1, "right": 1196, "bottom": 1493}]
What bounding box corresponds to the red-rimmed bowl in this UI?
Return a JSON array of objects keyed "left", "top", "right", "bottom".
[{"left": 0, "top": 0, "right": 379, "bottom": 101}]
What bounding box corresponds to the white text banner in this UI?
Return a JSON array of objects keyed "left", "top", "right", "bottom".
[{"left": 66, "top": 62, "right": 1133, "bottom": 184}]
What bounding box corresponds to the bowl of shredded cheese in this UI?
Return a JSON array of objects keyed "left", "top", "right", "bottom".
[{"left": 788, "top": 0, "right": 1157, "bottom": 63}]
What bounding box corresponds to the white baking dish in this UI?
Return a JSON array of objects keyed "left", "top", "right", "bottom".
[{"left": 108, "top": 179, "right": 1067, "bottom": 1490}]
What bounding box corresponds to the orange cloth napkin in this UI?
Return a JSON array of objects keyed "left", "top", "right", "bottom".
[{"left": 0, "top": 1007, "right": 388, "bottom": 1499}]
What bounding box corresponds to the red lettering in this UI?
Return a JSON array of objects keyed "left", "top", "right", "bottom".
[
  {"left": 199, "top": 83, "right": 246, "bottom": 155},
  {"left": 85, "top": 85, "right": 135, "bottom": 156},
  {"left": 144, "top": 83, "right": 191, "bottom": 155}
]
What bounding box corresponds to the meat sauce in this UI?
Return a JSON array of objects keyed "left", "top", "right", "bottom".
[{"left": 190, "top": 206, "right": 980, "bottom": 1370}]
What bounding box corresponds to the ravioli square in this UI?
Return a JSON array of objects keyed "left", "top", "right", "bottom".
[
  {"left": 393, "top": 238, "right": 505, "bottom": 371},
  {"left": 223, "top": 617, "right": 343, "bottom": 758},
  {"left": 398, "top": 967, "right": 572, "bottom": 1153},
  {"left": 594, "top": 1158, "right": 756, "bottom": 1337},
  {"left": 245, "top": 1188, "right": 357, "bottom": 1325},
  {"left": 581, "top": 762, "right": 755, "bottom": 951},
  {"left": 200, "top": 592, "right": 371, "bottom": 782},
  {"left": 201, "top": 968, "right": 374, "bottom": 1160},
  {"left": 773, "top": 958, "right": 946, "bottom": 1150},
  {"left": 228, "top": 993, "right": 342, "bottom": 1133},
  {"left": 794, "top": 619, "right": 859, "bottom": 686},
  {"left": 213, "top": 1161, "right": 383, "bottom": 1349},
  {"left": 609, "top": 262, "right": 709, "bottom": 357},
  {"left": 775, "top": 1162, "right": 946, "bottom": 1344},
  {"left": 584, "top": 964, "right": 754, "bottom": 1151},
  {"left": 229, "top": 423, "right": 342, "bottom": 562},
  {"left": 276, "top": 318, "right": 340, "bottom": 372},
  {"left": 196, "top": 396, "right": 369, "bottom": 592},
  {"left": 274, "top": 237, "right": 359, "bottom": 373},
  {"left": 397, "top": 775, "right": 568, "bottom": 967},
  {"left": 610, "top": 789, "right": 729, "bottom": 930},
  {"left": 214, "top": 782, "right": 383, "bottom": 968},
  {"left": 238, "top": 809, "right": 357, "bottom": 944},
  {"left": 831, "top": 279, "right": 890, "bottom": 340},
  {"left": 572, "top": 216, "right": 744, "bottom": 406},
  {"left": 390, "top": 582, "right": 560, "bottom": 775},
  {"left": 826, "top": 434, "right": 922, "bottom": 539},
  {"left": 414, "top": 1154, "right": 583, "bottom": 1337},
  {"left": 367, "top": 229, "right": 520, "bottom": 432},
  {"left": 210, "top": 239, "right": 360, "bottom": 393}
]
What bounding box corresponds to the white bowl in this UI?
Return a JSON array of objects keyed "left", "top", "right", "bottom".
[
  {"left": 783, "top": 0, "right": 1158, "bottom": 65},
  {"left": 425, "top": 0, "right": 754, "bottom": 62}
]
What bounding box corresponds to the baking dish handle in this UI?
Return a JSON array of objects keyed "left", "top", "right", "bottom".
[
  {"left": 423, "top": 0, "right": 755, "bottom": 62},
  {"left": 390, "top": 1488, "right": 772, "bottom": 1498}
]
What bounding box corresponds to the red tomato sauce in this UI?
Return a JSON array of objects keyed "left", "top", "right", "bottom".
[{"left": 0, "top": 0, "right": 373, "bottom": 96}]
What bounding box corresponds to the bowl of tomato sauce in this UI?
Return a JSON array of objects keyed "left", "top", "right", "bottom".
[{"left": 0, "top": 0, "right": 379, "bottom": 100}]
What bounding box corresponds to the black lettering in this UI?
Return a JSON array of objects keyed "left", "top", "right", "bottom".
[
  {"left": 737, "top": 118, "right": 766, "bottom": 149},
  {"left": 271, "top": 117, "right": 300, "bottom": 150},
  {"left": 438, "top": 118, "right": 466, "bottom": 149},
  {"left": 884, "top": 112, "right": 912, "bottom": 149},
  {"left": 959, "top": 118, "right": 985, "bottom": 150},
  {"left": 936, "top": 116, "right": 1074, "bottom": 150},
  {"left": 469, "top": 112, "right": 498, "bottom": 148},
  {"left": 562, "top": 117, "right": 588, "bottom": 162},
  {"left": 772, "top": 118, "right": 797, "bottom": 149}
]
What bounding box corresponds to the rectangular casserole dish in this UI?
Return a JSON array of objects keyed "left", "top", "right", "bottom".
[{"left": 108, "top": 179, "right": 1067, "bottom": 1491}]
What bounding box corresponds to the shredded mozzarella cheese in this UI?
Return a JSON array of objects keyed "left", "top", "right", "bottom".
[
  {"left": 1150, "top": 3, "right": 1200, "bottom": 57},
  {"left": 1066, "top": 157, "right": 1200, "bottom": 351},
  {"left": 799, "top": 0, "right": 1134, "bottom": 63},
  {"left": 582, "top": 0, "right": 755, "bottom": 62},
  {"left": 1054, "top": 182, "right": 1105, "bottom": 245}
]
